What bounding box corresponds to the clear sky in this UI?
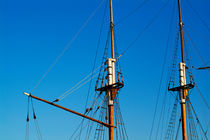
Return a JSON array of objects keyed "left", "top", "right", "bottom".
[{"left": 0, "top": 0, "right": 209, "bottom": 139}]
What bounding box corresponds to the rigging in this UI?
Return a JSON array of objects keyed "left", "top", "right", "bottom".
[{"left": 29, "top": 0, "right": 105, "bottom": 94}]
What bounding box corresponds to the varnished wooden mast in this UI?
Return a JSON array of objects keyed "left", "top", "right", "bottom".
[
  {"left": 178, "top": 0, "right": 187, "bottom": 140},
  {"left": 178, "top": 0, "right": 185, "bottom": 63},
  {"left": 110, "top": 0, "right": 115, "bottom": 59},
  {"left": 109, "top": 0, "right": 115, "bottom": 140}
]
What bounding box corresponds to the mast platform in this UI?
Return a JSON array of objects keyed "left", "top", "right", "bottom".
[
  {"left": 168, "top": 83, "right": 194, "bottom": 92},
  {"left": 95, "top": 82, "right": 124, "bottom": 92}
]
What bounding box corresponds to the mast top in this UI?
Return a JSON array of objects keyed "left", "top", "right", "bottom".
[
  {"left": 110, "top": 0, "right": 115, "bottom": 59},
  {"left": 178, "top": 0, "right": 185, "bottom": 63}
]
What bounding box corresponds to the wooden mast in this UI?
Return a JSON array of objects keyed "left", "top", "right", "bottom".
[
  {"left": 110, "top": 0, "right": 115, "bottom": 59},
  {"left": 178, "top": 0, "right": 187, "bottom": 139},
  {"left": 178, "top": 0, "right": 185, "bottom": 63},
  {"left": 109, "top": 0, "right": 115, "bottom": 140},
  {"left": 25, "top": 1, "right": 118, "bottom": 139}
]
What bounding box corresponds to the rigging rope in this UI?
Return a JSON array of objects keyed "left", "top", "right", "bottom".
[
  {"left": 183, "top": 28, "right": 210, "bottom": 74},
  {"left": 175, "top": 117, "right": 182, "bottom": 140},
  {"left": 186, "top": 98, "right": 199, "bottom": 140},
  {"left": 115, "top": 97, "right": 129, "bottom": 139},
  {"left": 154, "top": 88, "right": 170, "bottom": 140},
  {"left": 69, "top": 19, "right": 109, "bottom": 137},
  {"left": 25, "top": 97, "right": 30, "bottom": 140},
  {"left": 77, "top": 28, "right": 111, "bottom": 140},
  {"left": 113, "top": 29, "right": 124, "bottom": 84},
  {"left": 58, "top": 72, "right": 99, "bottom": 101},
  {"left": 188, "top": 99, "right": 209, "bottom": 139},
  {"left": 25, "top": 119, "right": 29, "bottom": 140},
  {"left": 30, "top": 0, "right": 105, "bottom": 94},
  {"left": 31, "top": 98, "right": 43, "bottom": 140},
  {"left": 69, "top": 118, "right": 86, "bottom": 140},
  {"left": 54, "top": 64, "right": 103, "bottom": 102},
  {"left": 195, "top": 85, "right": 210, "bottom": 111},
  {"left": 165, "top": 95, "right": 179, "bottom": 140},
  {"left": 168, "top": 25, "right": 179, "bottom": 89},
  {"left": 116, "top": 0, "right": 170, "bottom": 61},
  {"left": 98, "top": 100, "right": 108, "bottom": 139},
  {"left": 84, "top": 0, "right": 108, "bottom": 121},
  {"left": 183, "top": 30, "right": 195, "bottom": 86},
  {"left": 70, "top": 91, "right": 107, "bottom": 139},
  {"left": 94, "top": 99, "right": 107, "bottom": 140},
  {"left": 25, "top": 97, "right": 43, "bottom": 140},
  {"left": 115, "top": 0, "right": 150, "bottom": 25},
  {"left": 185, "top": 0, "right": 209, "bottom": 31},
  {"left": 149, "top": 0, "right": 176, "bottom": 139},
  {"left": 85, "top": 103, "right": 102, "bottom": 140},
  {"left": 185, "top": 25, "right": 210, "bottom": 42}
]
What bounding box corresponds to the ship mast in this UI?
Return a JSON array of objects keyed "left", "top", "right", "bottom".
[
  {"left": 178, "top": 0, "right": 187, "bottom": 139},
  {"left": 24, "top": 0, "right": 121, "bottom": 139},
  {"left": 168, "top": 0, "right": 195, "bottom": 139},
  {"left": 108, "top": 0, "right": 115, "bottom": 139},
  {"left": 110, "top": 0, "right": 115, "bottom": 59}
]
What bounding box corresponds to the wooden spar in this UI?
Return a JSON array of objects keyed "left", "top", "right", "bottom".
[
  {"left": 109, "top": 0, "right": 115, "bottom": 140},
  {"left": 110, "top": 0, "right": 115, "bottom": 59},
  {"left": 109, "top": 104, "right": 114, "bottom": 140},
  {"left": 178, "top": 0, "right": 187, "bottom": 140},
  {"left": 24, "top": 92, "right": 116, "bottom": 128},
  {"left": 197, "top": 66, "right": 210, "bottom": 70},
  {"left": 178, "top": 0, "right": 185, "bottom": 63},
  {"left": 180, "top": 103, "right": 187, "bottom": 140}
]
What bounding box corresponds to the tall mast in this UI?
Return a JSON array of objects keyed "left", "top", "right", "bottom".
[
  {"left": 109, "top": 0, "right": 115, "bottom": 140},
  {"left": 178, "top": 0, "right": 185, "bottom": 63},
  {"left": 110, "top": 0, "right": 115, "bottom": 59},
  {"left": 178, "top": 0, "right": 187, "bottom": 139}
]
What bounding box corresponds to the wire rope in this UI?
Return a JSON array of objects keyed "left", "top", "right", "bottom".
[
  {"left": 85, "top": 104, "right": 103, "bottom": 140},
  {"left": 83, "top": 0, "right": 108, "bottom": 127},
  {"left": 116, "top": 97, "right": 128, "bottom": 139},
  {"left": 185, "top": 25, "right": 210, "bottom": 42},
  {"left": 188, "top": 99, "right": 209, "bottom": 139},
  {"left": 185, "top": 0, "right": 209, "bottom": 31},
  {"left": 69, "top": 118, "right": 86, "bottom": 139},
  {"left": 31, "top": 98, "right": 43, "bottom": 140},
  {"left": 115, "top": 0, "right": 150, "bottom": 25},
  {"left": 86, "top": 0, "right": 108, "bottom": 101},
  {"left": 25, "top": 97, "right": 30, "bottom": 140},
  {"left": 29, "top": 0, "right": 105, "bottom": 93},
  {"left": 183, "top": 28, "right": 210, "bottom": 74},
  {"left": 164, "top": 95, "right": 179, "bottom": 140},
  {"left": 186, "top": 98, "right": 199, "bottom": 140},
  {"left": 149, "top": 0, "right": 176, "bottom": 139},
  {"left": 78, "top": 28, "right": 111, "bottom": 140},
  {"left": 195, "top": 81, "right": 210, "bottom": 111},
  {"left": 175, "top": 117, "right": 182, "bottom": 140},
  {"left": 55, "top": 64, "right": 103, "bottom": 102},
  {"left": 58, "top": 72, "right": 99, "bottom": 101},
  {"left": 83, "top": 96, "right": 101, "bottom": 139},
  {"left": 116, "top": 0, "right": 170, "bottom": 61}
]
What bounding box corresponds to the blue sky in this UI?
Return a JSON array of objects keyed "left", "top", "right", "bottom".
[{"left": 0, "top": 0, "right": 209, "bottom": 139}]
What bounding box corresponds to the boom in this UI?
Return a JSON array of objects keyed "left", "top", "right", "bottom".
[{"left": 24, "top": 92, "right": 115, "bottom": 128}]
